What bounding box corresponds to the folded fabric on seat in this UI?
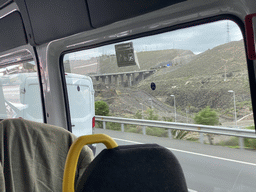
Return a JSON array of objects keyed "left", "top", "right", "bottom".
[{"left": 0, "top": 118, "right": 93, "bottom": 192}]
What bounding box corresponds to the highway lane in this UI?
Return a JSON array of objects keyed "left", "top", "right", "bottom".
[{"left": 94, "top": 128, "right": 256, "bottom": 192}]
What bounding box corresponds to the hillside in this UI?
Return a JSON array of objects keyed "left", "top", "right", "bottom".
[
  {"left": 65, "top": 49, "right": 195, "bottom": 75},
  {"left": 168, "top": 40, "right": 245, "bottom": 78},
  {"left": 137, "top": 40, "right": 251, "bottom": 117},
  {"left": 98, "top": 49, "right": 195, "bottom": 73},
  {"left": 67, "top": 39, "right": 252, "bottom": 125}
]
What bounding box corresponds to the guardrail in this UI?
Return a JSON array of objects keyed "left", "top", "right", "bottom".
[{"left": 95, "top": 115, "right": 256, "bottom": 149}]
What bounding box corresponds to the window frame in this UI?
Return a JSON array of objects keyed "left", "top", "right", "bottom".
[{"left": 59, "top": 14, "right": 256, "bottom": 132}]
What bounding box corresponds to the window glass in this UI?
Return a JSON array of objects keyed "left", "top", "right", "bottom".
[
  {"left": 64, "top": 20, "right": 256, "bottom": 191},
  {"left": 67, "top": 83, "right": 91, "bottom": 118},
  {"left": 0, "top": 61, "right": 43, "bottom": 122},
  {"left": 62, "top": 72, "right": 95, "bottom": 137}
]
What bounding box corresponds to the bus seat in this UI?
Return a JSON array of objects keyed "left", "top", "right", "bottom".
[
  {"left": 0, "top": 118, "right": 94, "bottom": 192},
  {"left": 76, "top": 144, "right": 188, "bottom": 192},
  {"left": 63, "top": 134, "right": 188, "bottom": 192}
]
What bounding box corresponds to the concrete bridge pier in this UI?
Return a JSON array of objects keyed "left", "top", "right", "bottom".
[
  {"left": 132, "top": 73, "right": 137, "bottom": 85},
  {"left": 100, "top": 76, "right": 106, "bottom": 84},
  {"left": 107, "top": 75, "right": 112, "bottom": 84},
  {"left": 127, "top": 74, "right": 132, "bottom": 87},
  {"left": 90, "top": 69, "right": 155, "bottom": 86},
  {"left": 132, "top": 73, "right": 135, "bottom": 84},
  {"left": 139, "top": 72, "right": 145, "bottom": 81},
  {"left": 149, "top": 71, "right": 154, "bottom": 75},
  {"left": 120, "top": 74, "right": 124, "bottom": 86},
  {"left": 113, "top": 75, "right": 119, "bottom": 85}
]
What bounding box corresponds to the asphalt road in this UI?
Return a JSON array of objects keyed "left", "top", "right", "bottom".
[{"left": 94, "top": 128, "right": 256, "bottom": 192}]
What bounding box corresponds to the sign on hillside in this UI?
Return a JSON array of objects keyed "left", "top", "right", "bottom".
[{"left": 115, "top": 42, "right": 136, "bottom": 67}]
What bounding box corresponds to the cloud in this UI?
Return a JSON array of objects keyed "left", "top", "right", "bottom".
[
  {"left": 124, "top": 20, "right": 243, "bottom": 54},
  {"left": 144, "top": 20, "right": 243, "bottom": 53},
  {"left": 64, "top": 20, "right": 244, "bottom": 60}
]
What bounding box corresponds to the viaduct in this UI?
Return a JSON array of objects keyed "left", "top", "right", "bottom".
[{"left": 90, "top": 69, "right": 155, "bottom": 87}]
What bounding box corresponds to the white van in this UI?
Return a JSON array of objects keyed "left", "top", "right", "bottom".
[
  {"left": 64, "top": 73, "right": 95, "bottom": 137},
  {"left": 0, "top": 72, "right": 96, "bottom": 152}
]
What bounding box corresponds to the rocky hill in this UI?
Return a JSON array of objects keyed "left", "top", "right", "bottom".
[
  {"left": 137, "top": 40, "right": 252, "bottom": 118},
  {"left": 69, "top": 39, "right": 253, "bottom": 125}
]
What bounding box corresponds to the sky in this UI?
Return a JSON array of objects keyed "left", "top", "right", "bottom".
[{"left": 65, "top": 20, "right": 243, "bottom": 60}]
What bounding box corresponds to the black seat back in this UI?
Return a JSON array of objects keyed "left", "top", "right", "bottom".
[{"left": 76, "top": 144, "right": 188, "bottom": 192}]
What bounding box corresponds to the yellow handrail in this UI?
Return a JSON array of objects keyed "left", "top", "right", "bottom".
[{"left": 62, "top": 134, "right": 118, "bottom": 192}]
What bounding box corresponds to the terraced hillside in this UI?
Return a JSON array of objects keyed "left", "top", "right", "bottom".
[
  {"left": 137, "top": 40, "right": 251, "bottom": 118},
  {"left": 69, "top": 39, "right": 253, "bottom": 125}
]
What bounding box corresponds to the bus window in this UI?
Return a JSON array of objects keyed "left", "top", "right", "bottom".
[
  {"left": 64, "top": 19, "right": 253, "bottom": 132},
  {"left": 63, "top": 19, "right": 255, "bottom": 191},
  {"left": 0, "top": 61, "right": 43, "bottom": 122}
]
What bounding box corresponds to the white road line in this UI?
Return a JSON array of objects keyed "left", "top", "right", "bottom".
[
  {"left": 188, "top": 189, "right": 198, "bottom": 192},
  {"left": 112, "top": 137, "right": 256, "bottom": 167}
]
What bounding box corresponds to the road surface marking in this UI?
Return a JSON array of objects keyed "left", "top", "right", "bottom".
[
  {"left": 188, "top": 189, "right": 198, "bottom": 192},
  {"left": 112, "top": 137, "right": 256, "bottom": 166}
]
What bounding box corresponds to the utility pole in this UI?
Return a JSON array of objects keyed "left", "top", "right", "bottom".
[
  {"left": 228, "top": 90, "right": 243, "bottom": 149},
  {"left": 170, "top": 95, "right": 176, "bottom": 122},
  {"left": 228, "top": 90, "right": 237, "bottom": 127}
]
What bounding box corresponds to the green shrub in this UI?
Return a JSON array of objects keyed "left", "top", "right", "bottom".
[
  {"left": 125, "top": 125, "right": 142, "bottom": 134},
  {"left": 106, "top": 122, "right": 121, "bottom": 131},
  {"left": 194, "top": 106, "right": 219, "bottom": 126},
  {"left": 134, "top": 110, "right": 142, "bottom": 119},
  {"left": 95, "top": 101, "right": 109, "bottom": 116},
  {"left": 244, "top": 138, "right": 256, "bottom": 149},
  {"left": 162, "top": 117, "right": 173, "bottom": 122},
  {"left": 244, "top": 126, "right": 256, "bottom": 149},
  {"left": 145, "top": 109, "right": 158, "bottom": 120},
  {"left": 146, "top": 127, "right": 167, "bottom": 137},
  {"left": 95, "top": 101, "right": 109, "bottom": 128},
  {"left": 194, "top": 106, "right": 219, "bottom": 145},
  {"left": 246, "top": 125, "right": 255, "bottom": 130}
]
